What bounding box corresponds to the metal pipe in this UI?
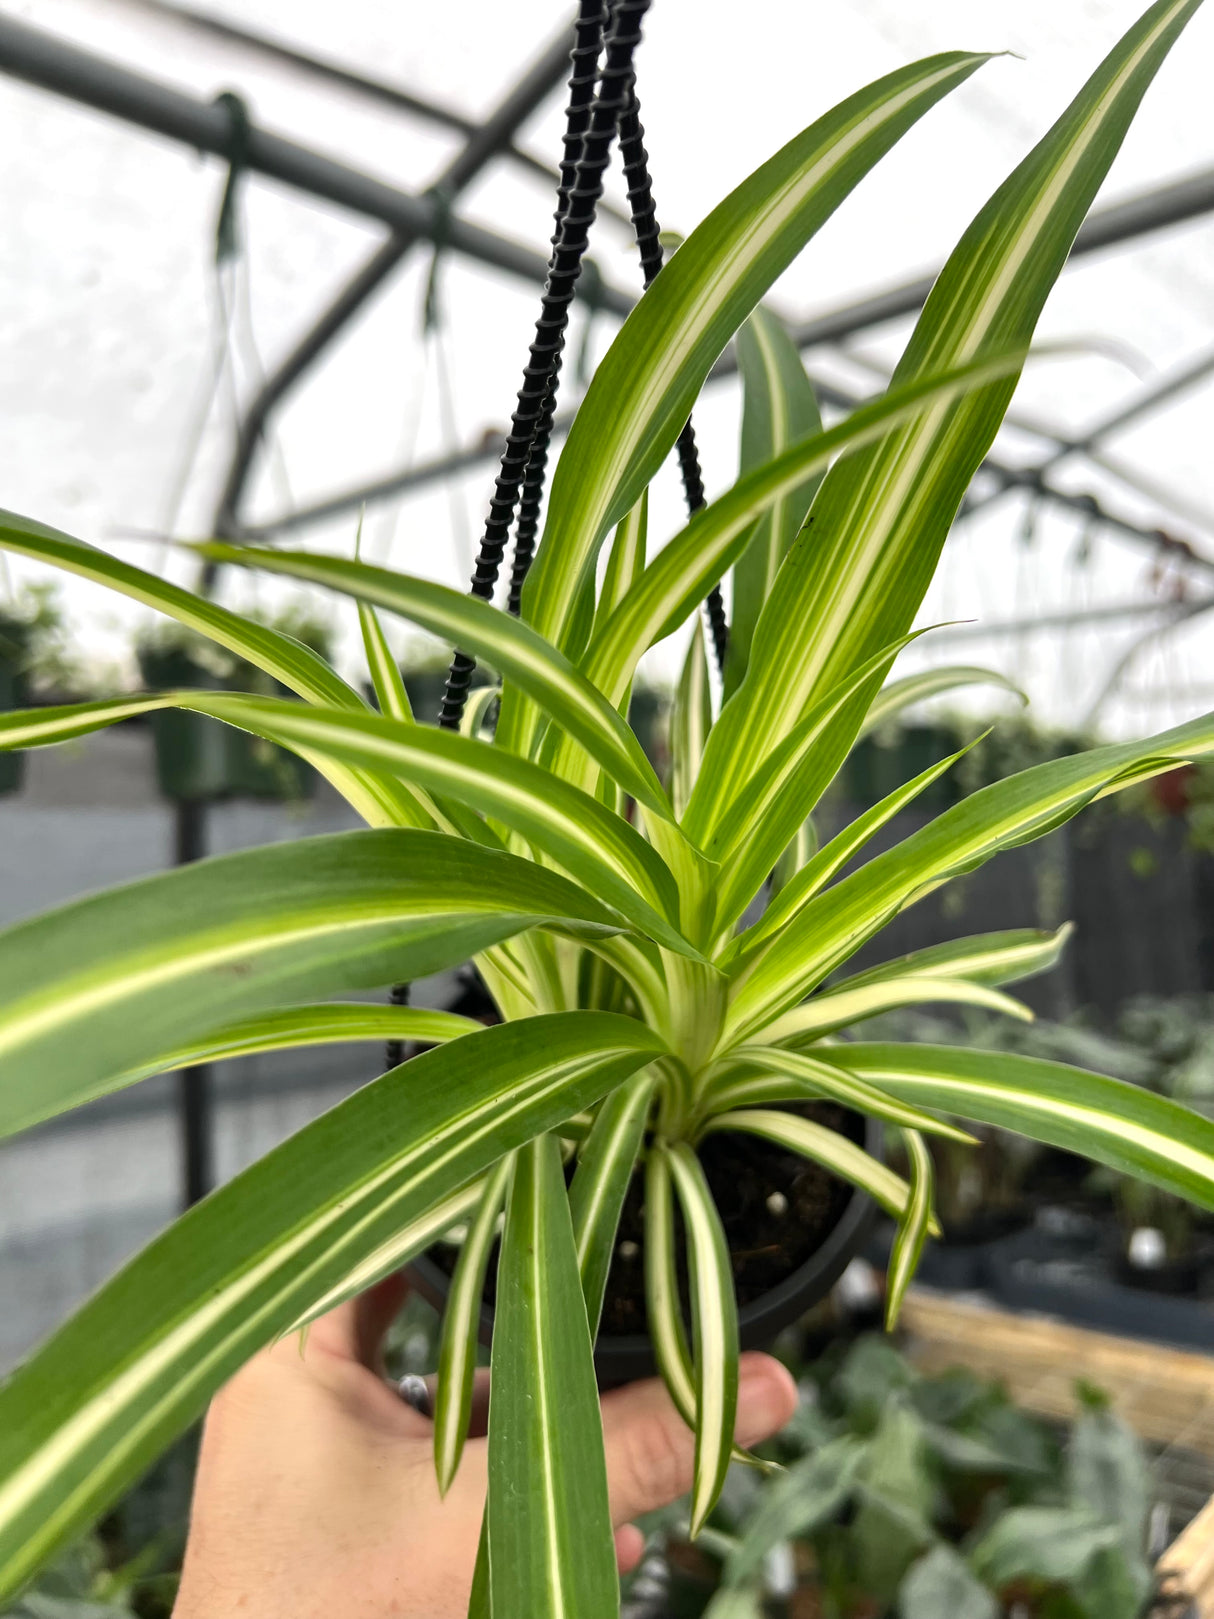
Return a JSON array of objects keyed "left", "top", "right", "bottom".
[
  {"left": 0, "top": 14, "right": 632, "bottom": 314},
  {"left": 782, "top": 165, "right": 1214, "bottom": 354},
  {"left": 207, "top": 15, "right": 586, "bottom": 540},
  {"left": 237, "top": 160, "right": 1214, "bottom": 541},
  {"left": 118, "top": 0, "right": 632, "bottom": 221},
  {"left": 925, "top": 593, "right": 1214, "bottom": 644}
]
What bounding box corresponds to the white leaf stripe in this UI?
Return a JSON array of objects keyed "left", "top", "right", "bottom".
[
  {"left": 665, "top": 1142, "right": 738, "bottom": 1537},
  {"left": 0, "top": 694, "right": 433, "bottom": 833},
  {"left": 728, "top": 710, "right": 1214, "bottom": 1041},
  {"left": 837, "top": 925, "right": 1074, "bottom": 992},
  {"left": 200, "top": 542, "right": 671, "bottom": 817},
  {"left": 885, "top": 1130, "right": 934, "bottom": 1329},
  {"left": 762, "top": 975, "right": 1032, "bottom": 1042},
  {"left": 860, "top": 665, "right": 1024, "bottom": 737},
  {"left": 577, "top": 350, "right": 1033, "bottom": 721},
  {"left": 569, "top": 1070, "right": 657, "bottom": 1334},
  {"left": 359, "top": 601, "right": 413, "bottom": 721},
  {"left": 671, "top": 619, "right": 712, "bottom": 820},
  {"left": 119, "top": 1003, "right": 481, "bottom": 1086},
  {"left": 489, "top": 1135, "right": 619, "bottom": 1619},
  {"left": 644, "top": 1149, "right": 697, "bottom": 1425},
  {"left": 725, "top": 738, "right": 981, "bottom": 967},
  {"left": 592, "top": 491, "right": 648, "bottom": 645},
  {"left": 724, "top": 306, "right": 823, "bottom": 698},
  {"left": 184, "top": 692, "right": 696, "bottom": 955},
  {"left": 694, "top": 0, "right": 1199, "bottom": 842},
  {"left": 434, "top": 1154, "right": 512, "bottom": 1495},
  {"left": 513, "top": 52, "right": 989, "bottom": 672},
  {"left": 285, "top": 1177, "right": 488, "bottom": 1333},
  {"left": 700, "top": 629, "right": 925, "bottom": 856},
  {"left": 704, "top": 1050, "right": 975, "bottom": 1146},
  {"left": 0, "top": 829, "right": 624, "bottom": 1139},
  {"left": 699, "top": 1109, "right": 916, "bottom": 1223},
  {"left": 0, "top": 1017, "right": 662, "bottom": 1596},
  {"left": 839, "top": 1043, "right": 1214, "bottom": 1210}
]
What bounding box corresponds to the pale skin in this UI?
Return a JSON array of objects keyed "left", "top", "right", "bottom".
[{"left": 172, "top": 1273, "right": 797, "bottom": 1618}]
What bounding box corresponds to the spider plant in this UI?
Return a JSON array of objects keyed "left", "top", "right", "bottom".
[{"left": 1, "top": 5, "right": 1211, "bottom": 1614}]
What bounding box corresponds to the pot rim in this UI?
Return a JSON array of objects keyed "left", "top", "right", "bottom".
[{"left": 406, "top": 1112, "right": 882, "bottom": 1378}]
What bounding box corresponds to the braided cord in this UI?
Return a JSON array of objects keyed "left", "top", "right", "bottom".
[
  {"left": 617, "top": 87, "right": 729, "bottom": 674},
  {"left": 441, "top": 0, "right": 650, "bottom": 726}
]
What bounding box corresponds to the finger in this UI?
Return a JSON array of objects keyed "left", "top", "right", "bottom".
[
  {"left": 299, "top": 1272, "right": 410, "bottom": 1370},
  {"left": 615, "top": 1523, "right": 646, "bottom": 1573},
  {"left": 601, "top": 1352, "right": 798, "bottom": 1525}
]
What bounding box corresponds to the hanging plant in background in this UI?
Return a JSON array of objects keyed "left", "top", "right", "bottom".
[{"left": 0, "top": 2, "right": 1212, "bottom": 1614}]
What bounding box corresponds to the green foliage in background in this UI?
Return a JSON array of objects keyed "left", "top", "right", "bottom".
[{"left": 685, "top": 1337, "right": 1158, "bottom": 1619}]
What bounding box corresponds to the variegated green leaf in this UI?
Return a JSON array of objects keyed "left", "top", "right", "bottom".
[
  {"left": 665, "top": 1142, "right": 739, "bottom": 1538},
  {"left": 109, "top": 691, "right": 695, "bottom": 958},
  {"left": 885, "top": 1130, "right": 935, "bottom": 1328},
  {"left": 569, "top": 1068, "right": 657, "bottom": 1335},
  {"left": 723, "top": 306, "right": 823, "bottom": 700},
  {"left": 593, "top": 491, "right": 648, "bottom": 646},
  {"left": 0, "top": 1015, "right": 665, "bottom": 1600},
  {"left": 501, "top": 48, "right": 991, "bottom": 758},
  {"left": 0, "top": 829, "right": 624, "bottom": 1139},
  {"left": 860, "top": 665, "right": 1025, "bottom": 738},
  {"left": 764, "top": 975, "right": 1032, "bottom": 1043},
  {"left": 197, "top": 542, "right": 670, "bottom": 816},
  {"left": 693, "top": 0, "right": 1202, "bottom": 841},
  {"left": 726, "top": 736, "right": 983, "bottom": 967},
  {"left": 702, "top": 1049, "right": 975, "bottom": 1146},
  {"left": 488, "top": 1135, "right": 618, "bottom": 1619},
  {"left": 359, "top": 599, "right": 413, "bottom": 721},
  {"left": 698, "top": 1110, "right": 915, "bottom": 1223},
  {"left": 671, "top": 618, "right": 712, "bottom": 820},
  {"left": 698, "top": 632, "right": 927, "bottom": 933},
  {"left": 644, "top": 1146, "right": 696, "bottom": 1426},
  {"left": 286, "top": 1177, "right": 488, "bottom": 1334},
  {"left": 0, "top": 509, "right": 426, "bottom": 829},
  {"left": 116, "top": 1002, "right": 481, "bottom": 1087},
  {"left": 434, "top": 1154, "right": 512, "bottom": 1496},
  {"left": 840, "top": 1043, "right": 1214, "bottom": 1211},
  {"left": 727, "top": 711, "right": 1214, "bottom": 1043},
  {"left": 574, "top": 351, "right": 1034, "bottom": 730},
  {"left": 836, "top": 924, "right": 1074, "bottom": 992},
  {"left": 513, "top": 51, "right": 990, "bottom": 660}
]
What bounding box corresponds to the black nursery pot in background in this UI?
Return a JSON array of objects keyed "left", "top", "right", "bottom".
[
  {"left": 0, "top": 615, "right": 29, "bottom": 797},
  {"left": 408, "top": 1111, "right": 881, "bottom": 1386},
  {"left": 842, "top": 724, "right": 962, "bottom": 813},
  {"left": 138, "top": 644, "right": 316, "bottom": 803}
]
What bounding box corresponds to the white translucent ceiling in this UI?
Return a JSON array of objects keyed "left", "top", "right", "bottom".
[{"left": 2, "top": 0, "right": 1212, "bottom": 732}]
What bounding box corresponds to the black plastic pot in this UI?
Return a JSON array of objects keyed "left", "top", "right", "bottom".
[
  {"left": 138, "top": 645, "right": 316, "bottom": 802},
  {"left": 0, "top": 618, "right": 29, "bottom": 797},
  {"left": 407, "top": 1113, "right": 882, "bottom": 1386}
]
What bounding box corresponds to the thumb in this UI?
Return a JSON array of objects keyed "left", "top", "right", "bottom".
[{"left": 600, "top": 1351, "right": 798, "bottom": 1525}]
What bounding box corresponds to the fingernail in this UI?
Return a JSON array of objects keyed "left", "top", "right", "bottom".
[{"left": 734, "top": 1353, "right": 796, "bottom": 1447}]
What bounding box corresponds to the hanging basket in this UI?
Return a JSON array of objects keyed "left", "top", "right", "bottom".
[
  {"left": 137, "top": 644, "right": 316, "bottom": 803},
  {"left": 0, "top": 615, "right": 29, "bottom": 798}
]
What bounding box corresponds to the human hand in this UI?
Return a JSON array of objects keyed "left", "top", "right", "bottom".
[{"left": 172, "top": 1274, "right": 797, "bottom": 1618}]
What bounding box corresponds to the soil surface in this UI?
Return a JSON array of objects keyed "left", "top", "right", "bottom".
[{"left": 430, "top": 1101, "right": 862, "bottom": 1338}]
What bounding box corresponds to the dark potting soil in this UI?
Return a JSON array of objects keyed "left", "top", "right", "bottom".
[{"left": 429, "top": 1101, "right": 859, "bottom": 1339}]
